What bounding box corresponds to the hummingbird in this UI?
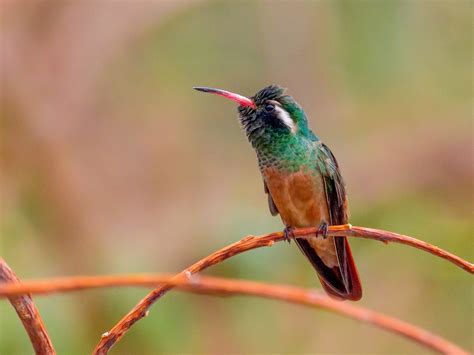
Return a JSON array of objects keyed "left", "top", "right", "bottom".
[{"left": 194, "top": 85, "right": 362, "bottom": 301}]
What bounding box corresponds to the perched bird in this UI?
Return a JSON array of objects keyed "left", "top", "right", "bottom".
[{"left": 194, "top": 85, "right": 362, "bottom": 301}]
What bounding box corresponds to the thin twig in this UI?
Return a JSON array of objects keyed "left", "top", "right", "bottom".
[
  {"left": 0, "top": 259, "right": 55, "bottom": 355},
  {"left": 0, "top": 274, "right": 468, "bottom": 354},
  {"left": 94, "top": 224, "right": 473, "bottom": 353}
]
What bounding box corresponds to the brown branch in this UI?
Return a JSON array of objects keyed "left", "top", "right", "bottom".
[
  {"left": 0, "top": 273, "right": 468, "bottom": 355},
  {"left": 0, "top": 259, "right": 55, "bottom": 355},
  {"left": 94, "top": 224, "right": 473, "bottom": 353}
]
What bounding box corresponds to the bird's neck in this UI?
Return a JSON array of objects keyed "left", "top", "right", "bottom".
[{"left": 254, "top": 132, "right": 315, "bottom": 173}]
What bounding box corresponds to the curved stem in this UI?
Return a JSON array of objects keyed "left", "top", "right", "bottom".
[
  {"left": 0, "top": 273, "right": 468, "bottom": 355},
  {"left": 93, "top": 224, "right": 473, "bottom": 353},
  {"left": 0, "top": 259, "right": 55, "bottom": 355}
]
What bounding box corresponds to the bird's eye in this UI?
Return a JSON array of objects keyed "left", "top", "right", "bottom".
[{"left": 264, "top": 104, "right": 275, "bottom": 113}]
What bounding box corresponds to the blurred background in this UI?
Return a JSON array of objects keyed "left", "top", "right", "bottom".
[{"left": 1, "top": 1, "right": 472, "bottom": 354}]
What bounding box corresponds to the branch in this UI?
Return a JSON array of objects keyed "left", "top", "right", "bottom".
[
  {"left": 0, "top": 274, "right": 468, "bottom": 354},
  {"left": 94, "top": 224, "right": 473, "bottom": 353},
  {"left": 0, "top": 259, "right": 55, "bottom": 355}
]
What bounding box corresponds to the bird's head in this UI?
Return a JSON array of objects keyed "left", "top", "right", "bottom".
[{"left": 194, "top": 85, "right": 312, "bottom": 148}]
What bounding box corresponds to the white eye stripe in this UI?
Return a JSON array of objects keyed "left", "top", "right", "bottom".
[{"left": 274, "top": 105, "right": 296, "bottom": 133}]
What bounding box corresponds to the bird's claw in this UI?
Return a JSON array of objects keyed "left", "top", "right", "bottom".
[
  {"left": 283, "top": 227, "right": 294, "bottom": 244},
  {"left": 316, "top": 221, "right": 328, "bottom": 239}
]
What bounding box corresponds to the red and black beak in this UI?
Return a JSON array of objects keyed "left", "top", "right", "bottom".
[{"left": 194, "top": 86, "right": 256, "bottom": 109}]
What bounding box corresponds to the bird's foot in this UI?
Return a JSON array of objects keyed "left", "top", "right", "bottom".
[
  {"left": 283, "top": 227, "right": 294, "bottom": 244},
  {"left": 316, "top": 221, "right": 328, "bottom": 239}
]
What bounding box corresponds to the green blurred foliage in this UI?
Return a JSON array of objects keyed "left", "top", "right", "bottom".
[{"left": 1, "top": 0, "right": 472, "bottom": 354}]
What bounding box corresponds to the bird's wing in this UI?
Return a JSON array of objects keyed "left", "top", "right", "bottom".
[
  {"left": 264, "top": 180, "right": 279, "bottom": 216},
  {"left": 309, "top": 142, "right": 361, "bottom": 300},
  {"left": 315, "top": 143, "right": 349, "bottom": 224}
]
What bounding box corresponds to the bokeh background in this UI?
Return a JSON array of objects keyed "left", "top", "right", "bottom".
[{"left": 1, "top": 1, "right": 472, "bottom": 354}]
